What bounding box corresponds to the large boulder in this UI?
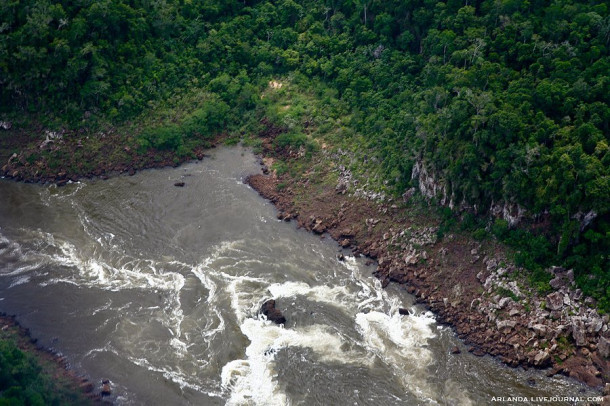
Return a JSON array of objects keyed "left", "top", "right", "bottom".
[
  {"left": 571, "top": 318, "right": 587, "bottom": 347},
  {"left": 598, "top": 336, "right": 610, "bottom": 358},
  {"left": 533, "top": 350, "right": 551, "bottom": 367},
  {"left": 546, "top": 292, "right": 564, "bottom": 311},
  {"left": 261, "top": 300, "right": 286, "bottom": 325}
]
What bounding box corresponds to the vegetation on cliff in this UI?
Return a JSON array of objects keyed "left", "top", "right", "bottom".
[{"left": 1, "top": 1, "right": 608, "bottom": 310}]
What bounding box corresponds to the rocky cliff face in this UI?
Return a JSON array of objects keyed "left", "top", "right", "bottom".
[{"left": 411, "top": 159, "right": 528, "bottom": 227}]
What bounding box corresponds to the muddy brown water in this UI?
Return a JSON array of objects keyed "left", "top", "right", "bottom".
[{"left": 0, "top": 146, "right": 599, "bottom": 405}]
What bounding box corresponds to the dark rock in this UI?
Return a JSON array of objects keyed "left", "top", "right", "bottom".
[
  {"left": 549, "top": 277, "right": 565, "bottom": 290},
  {"left": 526, "top": 378, "right": 536, "bottom": 386},
  {"left": 450, "top": 346, "right": 461, "bottom": 354},
  {"left": 101, "top": 379, "right": 111, "bottom": 396},
  {"left": 80, "top": 381, "right": 94, "bottom": 393},
  {"left": 128, "top": 168, "right": 136, "bottom": 176},
  {"left": 56, "top": 179, "right": 68, "bottom": 187},
  {"left": 174, "top": 182, "right": 185, "bottom": 187},
  {"left": 337, "top": 254, "right": 345, "bottom": 261},
  {"left": 262, "top": 165, "right": 269, "bottom": 174},
  {"left": 312, "top": 221, "right": 326, "bottom": 234},
  {"left": 261, "top": 299, "right": 286, "bottom": 325},
  {"left": 340, "top": 228, "right": 354, "bottom": 238},
  {"left": 469, "top": 347, "right": 486, "bottom": 357},
  {"left": 398, "top": 308, "right": 410, "bottom": 316},
  {"left": 280, "top": 212, "right": 294, "bottom": 221}
]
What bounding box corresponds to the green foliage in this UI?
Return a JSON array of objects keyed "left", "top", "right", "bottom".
[
  {"left": 274, "top": 132, "right": 308, "bottom": 149},
  {"left": 272, "top": 161, "right": 289, "bottom": 176},
  {"left": 136, "top": 97, "right": 230, "bottom": 153},
  {"left": 472, "top": 228, "right": 487, "bottom": 241},
  {"left": 496, "top": 287, "right": 520, "bottom": 302},
  {"left": 139, "top": 125, "right": 183, "bottom": 151}
]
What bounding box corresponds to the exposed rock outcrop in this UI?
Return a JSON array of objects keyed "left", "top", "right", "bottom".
[{"left": 260, "top": 299, "right": 286, "bottom": 325}]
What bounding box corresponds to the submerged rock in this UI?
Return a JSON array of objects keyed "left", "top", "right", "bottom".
[{"left": 261, "top": 299, "right": 286, "bottom": 324}]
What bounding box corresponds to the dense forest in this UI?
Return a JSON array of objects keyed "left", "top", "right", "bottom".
[{"left": 1, "top": 0, "right": 608, "bottom": 309}]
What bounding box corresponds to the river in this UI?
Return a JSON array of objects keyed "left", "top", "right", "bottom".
[{"left": 0, "top": 146, "right": 596, "bottom": 405}]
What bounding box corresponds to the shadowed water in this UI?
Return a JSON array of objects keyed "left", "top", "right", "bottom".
[{"left": 0, "top": 146, "right": 598, "bottom": 405}]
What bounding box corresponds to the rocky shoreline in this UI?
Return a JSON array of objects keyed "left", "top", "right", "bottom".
[
  {"left": 245, "top": 123, "right": 610, "bottom": 397},
  {"left": 0, "top": 124, "right": 213, "bottom": 185},
  {"left": 0, "top": 313, "right": 107, "bottom": 403}
]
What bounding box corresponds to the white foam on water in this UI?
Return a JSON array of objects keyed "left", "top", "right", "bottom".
[
  {"left": 39, "top": 278, "right": 81, "bottom": 287},
  {"left": 341, "top": 256, "right": 386, "bottom": 311},
  {"left": 224, "top": 275, "right": 268, "bottom": 323},
  {"left": 45, "top": 239, "right": 186, "bottom": 293},
  {"left": 129, "top": 356, "right": 224, "bottom": 398},
  {"left": 3, "top": 263, "right": 44, "bottom": 276},
  {"left": 195, "top": 242, "right": 271, "bottom": 323},
  {"left": 190, "top": 266, "right": 227, "bottom": 340},
  {"left": 91, "top": 300, "right": 114, "bottom": 316},
  {"left": 49, "top": 181, "right": 87, "bottom": 199},
  {"left": 267, "top": 281, "right": 350, "bottom": 307},
  {"left": 442, "top": 379, "right": 474, "bottom": 406},
  {"left": 27, "top": 232, "right": 189, "bottom": 342},
  {"left": 355, "top": 310, "right": 439, "bottom": 403},
  {"left": 84, "top": 343, "right": 224, "bottom": 400},
  {"left": 8, "top": 275, "right": 30, "bottom": 288},
  {"left": 170, "top": 338, "right": 188, "bottom": 358},
  {"left": 221, "top": 318, "right": 364, "bottom": 406},
  {"left": 0, "top": 232, "right": 39, "bottom": 275}
]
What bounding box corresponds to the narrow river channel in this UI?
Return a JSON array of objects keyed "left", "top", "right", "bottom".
[{"left": 0, "top": 146, "right": 596, "bottom": 405}]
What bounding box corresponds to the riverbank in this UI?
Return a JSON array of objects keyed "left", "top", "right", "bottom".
[
  {"left": 1, "top": 119, "right": 608, "bottom": 396},
  {"left": 0, "top": 123, "right": 213, "bottom": 185},
  {"left": 0, "top": 313, "right": 102, "bottom": 403},
  {"left": 244, "top": 120, "right": 610, "bottom": 394}
]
